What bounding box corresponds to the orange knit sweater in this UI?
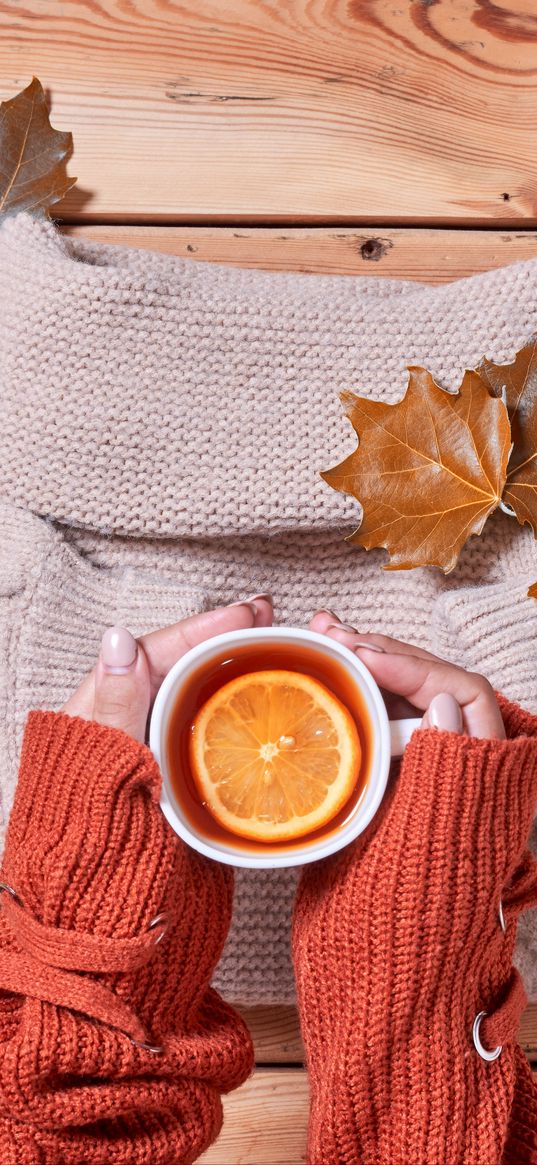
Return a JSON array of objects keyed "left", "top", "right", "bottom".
[
  {"left": 293, "top": 695, "right": 537, "bottom": 1165},
  {"left": 2, "top": 702, "right": 537, "bottom": 1164},
  {"left": 0, "top": 712, "right": 254, "bottom": 1164}
]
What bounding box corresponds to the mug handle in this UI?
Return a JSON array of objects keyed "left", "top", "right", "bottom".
[{"left": 390, "top": 717, "right": 423, "bottom": 757}]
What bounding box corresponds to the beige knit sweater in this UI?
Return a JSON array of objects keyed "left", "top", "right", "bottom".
[{"left": 1, "top": 212, "right": 537, "bottom": 1004}]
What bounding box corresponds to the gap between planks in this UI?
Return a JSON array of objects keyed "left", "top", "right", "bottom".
[{"left": 63, "top": 225, "right": 537, "bottom": 284}]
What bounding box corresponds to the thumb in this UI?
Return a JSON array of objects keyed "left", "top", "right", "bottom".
[
  {"left": 421, "top": 692, "right": 464, "bottom": 734},
  {"left": 93, "top": 627, "right": 150, "bottom": 743}
]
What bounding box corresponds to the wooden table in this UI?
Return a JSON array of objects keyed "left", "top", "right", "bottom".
[{"left": 2, "top": 3, "right": 537, "bottom": 1161}]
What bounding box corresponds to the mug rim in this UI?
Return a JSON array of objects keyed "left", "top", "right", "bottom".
[{"left": 150, "top": 626, "right": 391, "bottom": 869}]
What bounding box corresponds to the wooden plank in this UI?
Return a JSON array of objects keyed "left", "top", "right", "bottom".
[
  {"left": 240, "top": 1003, "right": 537, "bottom": 1064},
  {"left": 64, "top": 225, "right": 537, "bottom": 284},
  {"left": 3, "top": 2, "right": 537, "bottom": 224},
  {"left": 240, "top": 1006, "right": 304, "bottom": 1063},
  {"left": 520, "top": 1003, "right": 537, "bottom": 1060},
  {"left": 199, "top": 1067, "right": 308, "bottom": 1165}
]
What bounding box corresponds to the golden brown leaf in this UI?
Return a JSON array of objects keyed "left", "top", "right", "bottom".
[
  {"left": 479, "top": 339, "right": 537, "bottom": 535},
  {"left": 528, "top": 582, "right": 537, "bottom": 600},
  {"left": 0, "top": 77, "right": 76, "bottom": 217},
  {"left": 322, "top": 367, "right": 510, "bottom": 572}
]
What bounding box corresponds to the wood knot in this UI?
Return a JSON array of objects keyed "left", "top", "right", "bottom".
[{"left": 360, "top": 237, "right": 392, "bottom": 262}]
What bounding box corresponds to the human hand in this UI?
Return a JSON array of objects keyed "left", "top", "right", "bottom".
[
  {"left": 63, "top": 595, "right": 273, "bottom": 742},
  {"left": 309, "top": 609, "right": 505, "bottom": 740}
]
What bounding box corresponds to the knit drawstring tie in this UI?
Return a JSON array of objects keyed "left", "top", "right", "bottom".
[{"left": 0, "top": 882, "right": 168, "bottom": 1052}]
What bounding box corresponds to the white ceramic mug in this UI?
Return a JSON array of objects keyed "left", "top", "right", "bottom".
[{"left": 150, "top": 627, "right": 421, "bottom": 869}]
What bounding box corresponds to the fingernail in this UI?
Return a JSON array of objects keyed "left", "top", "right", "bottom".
[
  {"left": 353, "top": 641, "right": 385, "bottom": 654},
  {"left": 245, "top": 592, "right": 272, "bottom": 604},
  {"left": 327, "top": 622, "right": 358, "bottom": 634},
  {"left": 101, "top": 626, "right": 138, "bottom": 674},
  {"left": 428, "top": 692, "right": 463, "bottom": 733},
  {"left": 318, "top": 608, "right": 339, "bottom": 620},
  {"left": 228, "top": 600, "right": 258, "bottom": 615}
]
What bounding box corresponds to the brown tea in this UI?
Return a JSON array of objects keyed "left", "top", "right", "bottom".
[{"left": 166, "top": 641, "right": 374, "bottom": 853}]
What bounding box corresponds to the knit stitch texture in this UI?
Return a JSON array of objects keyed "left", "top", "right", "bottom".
[
  {"left": 294, "top": 696, "right": 537, "bottom": 1165},
  {"left": 1, "top": 213, "right": 537, "bottom": 1003},
  {"left": 0, "top": 711, "right": 253, "bottom": 1164}
]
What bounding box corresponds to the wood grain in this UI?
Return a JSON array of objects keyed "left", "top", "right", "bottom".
[
  {"left": 64, "top": 225, "right": 537, "bottom": 283},
  {"left": 199, "top": 1068, "right": 308, "bottom": 1165},
  {"left": 3, "top": 1, "right": 537, "bottom": 223},
  {"left": 519, "top": 1003, "right": 537, "bottom": 1059},
  {"left": 240, "top": 1007, "right": 305, "bottom": 1064}
]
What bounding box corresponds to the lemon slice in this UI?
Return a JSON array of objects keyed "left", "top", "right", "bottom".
[{"left": 189, "top": 669, "right": 360, "bottom": 842}]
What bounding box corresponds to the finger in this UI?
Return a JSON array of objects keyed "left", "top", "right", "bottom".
[
  {"left": 356, "top": 643, "right": 503, "bottom": 739},
  {"left": 62, "top": 598, "right": 273, "bottom": 721},
  {"left": 311, "top": 616, "right": 504, "bottom": 740},
  {"left": 62, "top": 671, "right": 95, "bottom": 721},
  {"left": 309, "top": 609, "right": 342, "bottom": 634},
  {"left": 421, "top": 693, "right": 463, "bottom": 734},
  {"left": 241, "top": 594, "right": 273, "bottom": 627},
  {"left": 310, "top": 611, "right": 434, "bottom": 661},
  {"left": 309, "top": 615, "right": 437, "bottom": 719},
  {"left": 140, "top": 596, "right": 273, "bottom": 698},
  {"left": 92, "top": 627, "right": 151, "bottom": 743}
]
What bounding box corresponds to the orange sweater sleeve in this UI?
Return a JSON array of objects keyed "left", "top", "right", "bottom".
[
  {"left": 0, "top": 711, "right": 253, "bottom": 1165},
  {"left": 293, "top": 696, "right": 537, "bottom": 1165}
]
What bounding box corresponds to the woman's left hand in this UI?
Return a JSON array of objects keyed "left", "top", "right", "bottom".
[{"left": 63, "top": 596, "right": 273, "bottom": 742}]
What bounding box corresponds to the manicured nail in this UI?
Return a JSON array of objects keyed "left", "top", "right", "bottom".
[
  {"left": 228, "top": 600, "right": 258, "bottom": 615},
  {"left": 245, "top": 593, "right": 272, "bottom": 604},
  {"left": 428, "top": 692, "right": 463, "bottom": 733},
  {"left": 327, "top": 622, "right": 358, "bottom": 634},
  {"left": 326, "top": 623, "right": 385, "bottom": 652},
  {"left": 101, "top": 626, "right": 138, "bottom": 674},
  {"left": 318, "top": 608, "right": 339, "bottom": 620}
]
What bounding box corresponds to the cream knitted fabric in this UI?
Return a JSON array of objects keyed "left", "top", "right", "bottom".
[{"left": 1, "top": 212, "right": 537, "bottom": 1004}]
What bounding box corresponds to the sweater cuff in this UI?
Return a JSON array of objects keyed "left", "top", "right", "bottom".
[
  {"left": 10, "top": 709, "right": 161, "bottom": 829},
  {"left": 2, "top": 711, "right": 174, "bottom": 934},
  {"left": 400, "top": 713, "right": 537, "bottom": 882},
  {"left": 497, "top": 692, "right": 537, "bottom": 740}
]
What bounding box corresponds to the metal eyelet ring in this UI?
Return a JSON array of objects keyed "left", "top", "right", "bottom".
[
  {"left": 473, "top": 1011, "right": 502, "bottom": 1062},
  {"left": 130, "top": 1036, "right": 164, "bottom": 1055},
  {"left": 0, "top": 881, "right": 22, "bottom": 907},
  {"left": 147, "top": 912, "right": 169, "bottom": 945},
  {"left": 498, "top": 899, "right": 506, "bottom": 933}
]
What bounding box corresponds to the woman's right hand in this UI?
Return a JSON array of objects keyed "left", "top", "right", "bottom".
[{"left": 310, "top": 609, "right": 506, "bottom": 740}]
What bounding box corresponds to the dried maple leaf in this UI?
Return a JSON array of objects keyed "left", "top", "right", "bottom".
[
  {"left": 0, "top": 77, "right": 76, "bottom": 217},
  {"left": 479, "top": 339, "right": 537, "bottom": 535},
  {"left": 528, "top": 582, "right": 537, "bottom": 600},
  {"left": 322, "top": 367, "right": 510, "bottom": 572}
]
